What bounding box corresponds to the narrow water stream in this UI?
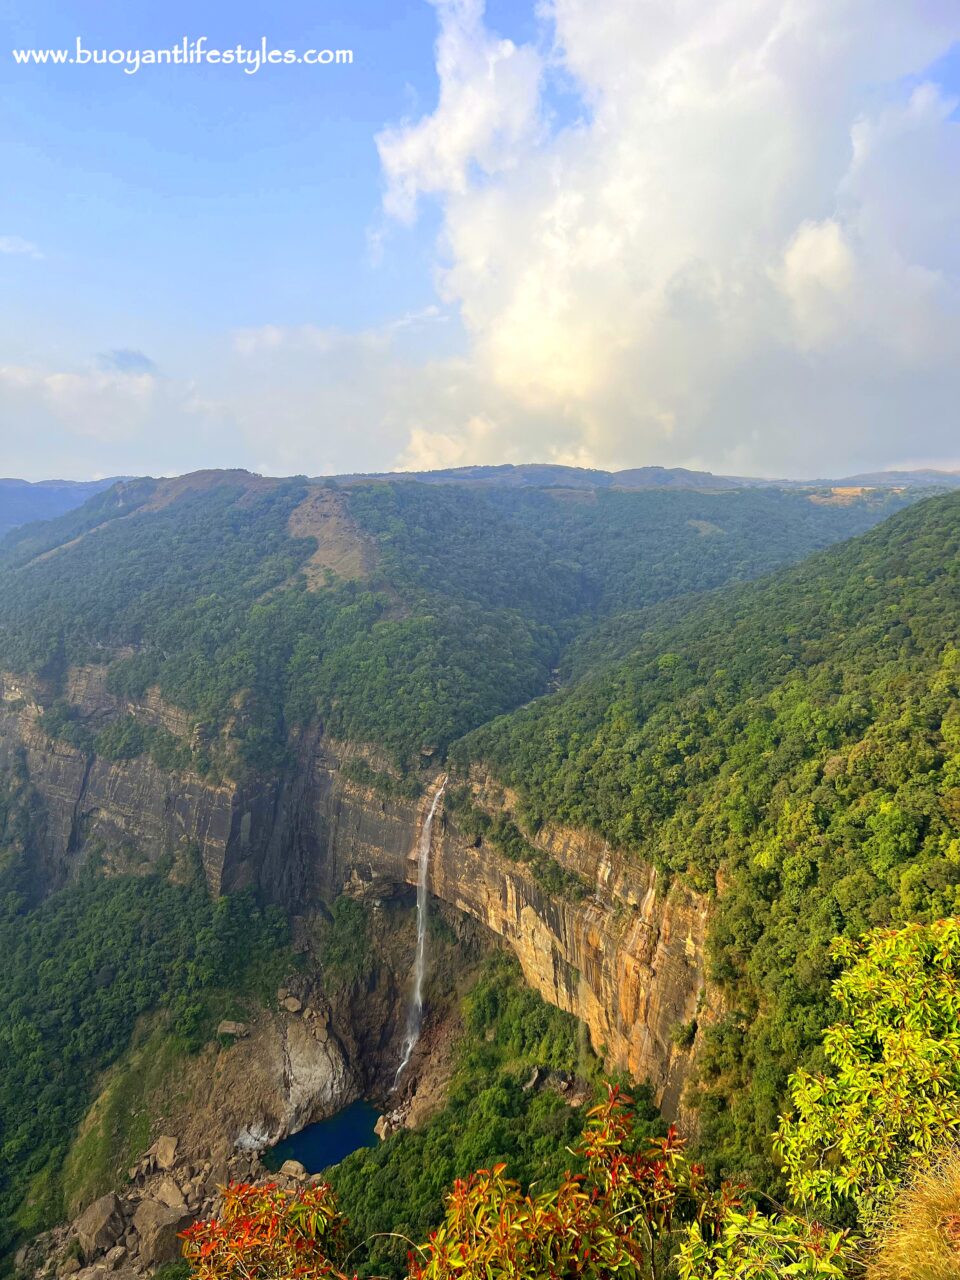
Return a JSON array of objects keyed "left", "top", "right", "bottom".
[{"left": 394, "top": 776, "right": 446, "bottom": 1086}]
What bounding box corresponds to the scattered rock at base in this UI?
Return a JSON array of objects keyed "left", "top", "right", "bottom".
[
  {"left": 76, "top": 1194, "right": 124, "bottom": 1262},
  {"left": 279, "top": 1159, "right": 308, "bottom": 1180},
  {"left": 131, "top": 1199, "right": 194, "bottom": 1267},
  {"left": 154, "top": 1176, "right": 186, "bottom": 1210},
  {"left": 149, "top": 1135, "right": 179, "bottom": 1171},
  {"left": 282, "top": 996, "right": 302, "bottom": 1014},
  {"left": 217, "top": 1020, "right": 249, "bottom": 1038},
  {"left": 522, "top": 1066, "right": 544, "bottom": 1092}
]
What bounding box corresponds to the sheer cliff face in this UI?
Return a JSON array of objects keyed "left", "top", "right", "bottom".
[{"left": 0, "top": 677, "right": 711, "bottom": 1119}]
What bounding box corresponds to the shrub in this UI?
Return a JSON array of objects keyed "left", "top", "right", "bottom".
[
  {"left": 775, "top": 919, "right": 960, "bottom": 1225},
  {"left": 181, "top": 1181, "right": 353, "bottom": 1280},
  {"left": 678, "top": 1205, "right": 854, "bottom": 1279}
]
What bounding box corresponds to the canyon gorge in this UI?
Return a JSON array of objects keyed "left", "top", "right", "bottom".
[{"left": 0, "top": 663, "right": 710, "bottom": 1127}]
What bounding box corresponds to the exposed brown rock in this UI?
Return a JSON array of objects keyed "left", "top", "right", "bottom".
[
  {"left": 287, "top": 486, "right": 376, "bottom": 589},
  {"left": 154, "top": 1176, "right": 185, "bottom": 1210},
  {"left": 75, "top": 1194, "right": 124, "bottom": 1262},
  {"left": 216, "top": 1020, "right": 249, "bottom": 1038},
  {"left": 131, "top": 1199, "right": 194, "bottom": 1266},
  {"left": 150, "top": 1136, "right": 178, "bottom": 1171},
  {"left": 0, "top": 682, "right": 713, "bottom": 1120}
]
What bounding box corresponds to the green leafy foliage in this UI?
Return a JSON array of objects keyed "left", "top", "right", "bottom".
[
  {"left": 775, "top": 919, "right": 960, "bottom": 1226},
  {"left": 340, "top": 759, "right": 424, "bottom": 800},
  {"left": 186, "top": 1090, "right": 857, "bottom": 1280},
  {"left": 93, "top": 715, "right": 194, "bottom": 771},
  {"left": 318, "top": 897, "right": 376, "bottom": 986},
  {"left": 0, "top": 477, "right": 917, "bottom": 773},
  {"left": 677, "top": 1208, "right": 853, "bottom": 1279},
  {"left": 347, "top": 482, "right": 914, "bottom": 626}
]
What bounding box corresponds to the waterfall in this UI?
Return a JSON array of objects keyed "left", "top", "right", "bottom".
[{"left": 394, "top": 776, "right": 446, "bottom": 1086}]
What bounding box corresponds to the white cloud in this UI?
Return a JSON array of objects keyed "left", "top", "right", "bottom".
[
  {"left": 7, "top": 2, "right": 960, "bottom": 482},
  {"left": 0, "top": 363, "right": 160, "bottom": 443},
  {"left": 0, "top": 235, "right": 41, "bottom": 258},
  {"left": 376, "top": 0, "right": 544, "bottom": 222},
  {"left": 375, "top": 0, "right": 960, "bottom": 477},
  {"left": 776, "top": 220, "right": 857, "bottom": 349}
]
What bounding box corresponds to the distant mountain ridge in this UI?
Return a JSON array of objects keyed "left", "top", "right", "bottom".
[
  {"left": 0, "top": 477, "right": 123, "bottom": 537},
  {"left": 328, "top": 462, "right": 960, "bottom": 491},
  {"left": 2, "top": 466, "right": 957, "bottom": 537}
]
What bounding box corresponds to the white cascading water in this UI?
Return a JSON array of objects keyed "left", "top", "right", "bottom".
[{"left": 394, "top": 776, "right": 446, "bottom": 1086}]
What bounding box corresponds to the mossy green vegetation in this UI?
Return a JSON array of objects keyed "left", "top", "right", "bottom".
[
  {"left": 456, "top": 492, "right": 960, "bottom": 1189},
  {"left": 340, "top": 758, "right": 424, "bottom": 800},
  {"left": 318, "top": 896, "right": 377, "bottom": 987},
  {"left": 60, "top": 1019, "right": 187, "bottom": 1217}
]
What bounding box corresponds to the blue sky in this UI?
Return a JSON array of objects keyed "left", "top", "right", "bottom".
[
  {"left": 2, "top": 2, "right": 446, "bottom": 352},
  {"left": 2, "top": 1, "right": 959, "bottom": 480}
]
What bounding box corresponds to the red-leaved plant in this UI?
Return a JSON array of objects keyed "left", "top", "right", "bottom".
[{"left": 180, "top": 1180, "right": 355, "bottom": 1280}]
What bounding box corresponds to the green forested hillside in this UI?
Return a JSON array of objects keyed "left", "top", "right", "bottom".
[
  {"left": 456, "top": 492, "right": 960, "bottom": 1186},
  {"left": 0, "top": 770, "right": 289, "bottom": 1256},
  {"left": 0, "top": 474, "right": 916, "bottom": 771}
]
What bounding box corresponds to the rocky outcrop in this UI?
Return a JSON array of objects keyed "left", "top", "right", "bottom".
[
  {"left": 237, "top": 744, "right": 711, "bottom": 1117},
  {"left": 145, "top": 1007, "right": 356, "bottom": 1168},
  {"left": 34, "top": 1142, "right": 348, "bottom": 1280},
  {"left": 0, "top": 680, "right": 712, "bottom": 1117}
]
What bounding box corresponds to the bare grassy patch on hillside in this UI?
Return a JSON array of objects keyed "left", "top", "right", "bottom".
[{"left": 288, "top": 487, "right": 376, "bottom": 589}]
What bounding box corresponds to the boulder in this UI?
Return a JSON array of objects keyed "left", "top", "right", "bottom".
[
  {"left": 155, "top": 1176, "right": 186, "bottom": 1210},
  {"left": 217, "top": 1020, "right": 248, "bottom": 1038},
  {"left": 374, "top": 1115, "right": 394, "bottom": 1141},
  {"left": 279, "top": 1159, "right": 307, "bottom": 1180},
  {"left": 76, "top": 1193, "right": 125, "bottom": 1262},
  {"left": 131, "top": 1199, "right": 194, "bottom": 1267},
  {"left": 103, "top": 1245, "right": 127, "bottom": 1270},
  {"left": 60, "top": 1257, "right": 81, "bottom": 1277},
  {"left": 150, "top": 1135, "right": 179, "bottom": 1170},
  {"left": 282, "top": 996, "right": 302, "bottom": 1014},
  {"left": 522, "top": 1066, "right": 544, "bottom": 1092}
]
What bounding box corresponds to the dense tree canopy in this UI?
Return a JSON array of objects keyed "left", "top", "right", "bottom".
[
  {"left": 0, "top": 474, "right": 916, "bottom": 771},
  {"left": 0, "top": 473, "right": 954, "bottom": 1272}
]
